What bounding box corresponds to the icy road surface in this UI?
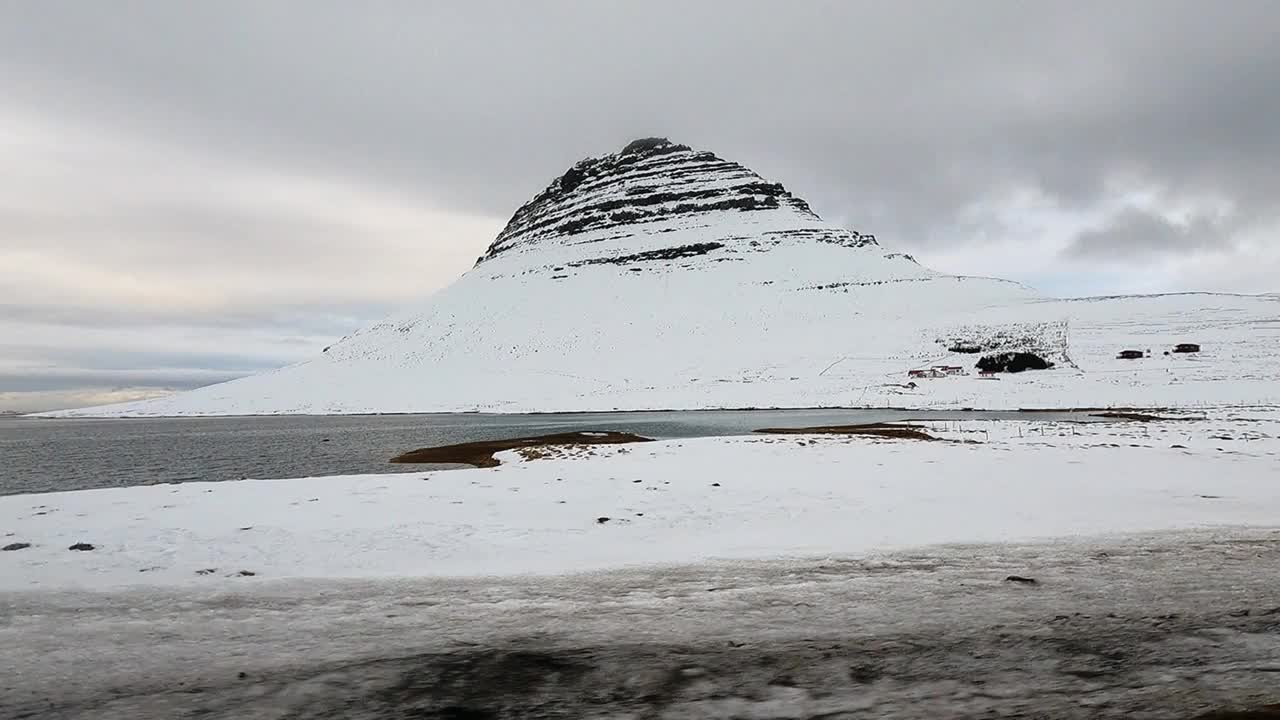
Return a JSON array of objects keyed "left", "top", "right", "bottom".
[{"left": 3, "top": 531, "right": 1279, "bottom": 719}]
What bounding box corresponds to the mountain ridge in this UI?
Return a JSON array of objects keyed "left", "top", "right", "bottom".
[{"left": 43, "top": 139, "right": 1279, "bottom": 416}]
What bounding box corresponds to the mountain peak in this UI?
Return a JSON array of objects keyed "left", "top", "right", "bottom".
[
  {"left": 618, "top": 136, "right": 686, "bottom": 156},
  {"left": 478, "top": 138, "right": 873, "bottom": 265}
]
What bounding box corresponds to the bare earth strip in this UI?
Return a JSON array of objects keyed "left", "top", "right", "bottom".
[{"left": 4, "top": 529, "right": 1279, "bottom": 719}]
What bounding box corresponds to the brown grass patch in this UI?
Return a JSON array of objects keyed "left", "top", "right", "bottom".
[
  {"left": 753, "top": 423, "right": 940, "bottom": 441},
  {"left": 389, "top": 431, "right": 654, "bottom": 468},
  {"left": 1090, "top": 411, "right": 1187, "bottom": 422}
]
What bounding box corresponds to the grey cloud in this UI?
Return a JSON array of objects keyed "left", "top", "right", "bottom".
[
  {"left": 5, "top": 1, "right": 1278, "bottom": 247},
  {"left": 4, "top": 346, "right": 280, "bottom": 375},
  {"left": 0, "top": 369, "right": 244, "bottom": 394},
  {"left": 0, "top": 298, "right": 394, "bottom": 336},
  {"left": 1067, "top": 209, "right": 1231, "bottom": 259},
  {"left": 0, "top": 389, "right": 176, "bottom": 413}
]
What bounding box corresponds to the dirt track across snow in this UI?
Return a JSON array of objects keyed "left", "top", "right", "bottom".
[{"left": 4, "top": 529, "right": 1280, "bottom": 719}]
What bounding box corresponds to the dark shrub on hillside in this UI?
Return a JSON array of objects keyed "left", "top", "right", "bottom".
[{"left": 976, "top": 352, "right": 1054, "bottom": 373}]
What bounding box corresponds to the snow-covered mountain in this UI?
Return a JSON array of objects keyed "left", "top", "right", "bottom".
[{"left": 51, "top": 139, "right": 1280, "bottom": 416}]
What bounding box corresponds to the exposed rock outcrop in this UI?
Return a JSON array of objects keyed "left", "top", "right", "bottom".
[{"left": 478, "top": 137, "right": 877, "bottom": 265}]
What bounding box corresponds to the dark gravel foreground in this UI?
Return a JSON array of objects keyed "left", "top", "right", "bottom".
[{"left": 3, "top": 530, "right": 1279, "bottom": 719}]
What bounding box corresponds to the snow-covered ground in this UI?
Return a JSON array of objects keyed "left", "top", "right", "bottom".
[
  {"left": 4, "top": 411, "right": 1277, "bottom": 592},
  {"left": 5, "top": 408, "right": 1278, "bottom": 717},
  {"left": 41, "top": 253, "right": 1280, "bottom": 417}
]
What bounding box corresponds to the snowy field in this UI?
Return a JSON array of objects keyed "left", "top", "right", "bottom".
[
  {"left": 44, "top": 268, "right": 1280, "bottom": 417},
  {"left": 5, "top": 412, "right": 1280, "bottom": 717},
  {"left": 4, "top": 411, "right": 1277, "bottom": 592}
]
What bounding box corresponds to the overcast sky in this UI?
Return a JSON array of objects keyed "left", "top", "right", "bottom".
[{"left": 3, "top": 1, "right": 1278, "bottom": 411}]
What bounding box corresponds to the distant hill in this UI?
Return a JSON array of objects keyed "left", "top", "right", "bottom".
[{"left": 47, "top": 139, "right": 1280, "bottom": 416}]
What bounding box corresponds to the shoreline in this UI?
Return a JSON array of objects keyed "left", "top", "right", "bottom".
[
  {"left": 3, "top": 412, "right": 1277, "bottom": 592},
  {"left": 20, "top": 403, "right": 1221, "bottom": 421}
]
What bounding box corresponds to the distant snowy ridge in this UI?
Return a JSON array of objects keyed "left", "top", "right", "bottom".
[{"left": 44, "top": 139, "right": 1280, "bottom": 417}]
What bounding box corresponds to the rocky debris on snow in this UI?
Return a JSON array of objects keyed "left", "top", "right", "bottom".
[
  {"left": 1005, "top": 575, "right": 1039, "bottom": 585},
  {"left": 68, "top": 542, "right": 94, "bottom": 551},
  {"left": 937, "top": 321, "right": 1065, "bottom": 363},
  {"left": 2, "top": 542, "right": 31, "bottom": 551}
]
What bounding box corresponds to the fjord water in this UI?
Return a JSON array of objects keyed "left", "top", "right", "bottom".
[{"left": 0, "top": 409, "right": 1102, "bottom": 496}]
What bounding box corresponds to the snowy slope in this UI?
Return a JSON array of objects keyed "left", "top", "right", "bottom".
[{"left": 49, "top": 139, "right": 1279, "bottom": 416}]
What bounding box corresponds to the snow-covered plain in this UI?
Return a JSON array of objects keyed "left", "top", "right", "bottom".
[
  {"left": 4, "top": 412, "right": 1277, "bottom": 592},
  {"left": 44, "top": 139, "right": 1280, "bottom": 418}
]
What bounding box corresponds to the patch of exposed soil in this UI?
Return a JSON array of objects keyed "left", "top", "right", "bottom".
[
  {"left": 390, "top": 432, "right": 654, "bottom": 468},
  {"left": 753, "top": 423, "right": 940, "bottom": 441},
  {"left": 1091, "top": 411, "right": 1189, "bottom": 422}
]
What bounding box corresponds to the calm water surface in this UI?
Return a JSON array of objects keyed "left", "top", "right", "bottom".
[{"left": 0, "top": 409, "right": 1093, "bottom": 496}]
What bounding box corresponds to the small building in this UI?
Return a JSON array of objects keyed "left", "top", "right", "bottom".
[
  {"left": 908, "top": 368, "right": 946, "bottom": 379},
  {"left": 933, "top": 365, "right": 966, "bottom": 376},
  {"left": 1117, "top": 350, "right": 1145, "bottom": 360},
  {"left": 1173, "top": 343, "right": 1201, "bottom": 353}
]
